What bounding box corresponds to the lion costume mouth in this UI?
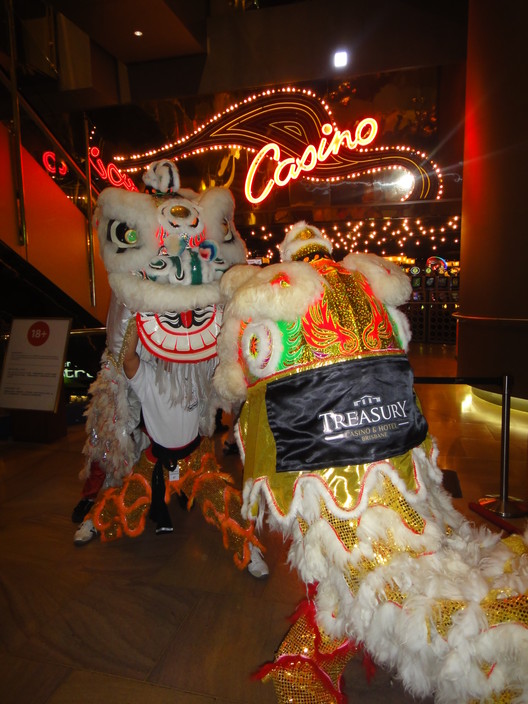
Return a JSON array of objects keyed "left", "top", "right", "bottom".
[{"left": 136, "top": 306, "right": 222, "bottom": 363}]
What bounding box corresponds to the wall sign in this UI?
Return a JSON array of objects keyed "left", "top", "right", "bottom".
[{"left": 0, "top": 318, "right": 71, "bottom": 412}]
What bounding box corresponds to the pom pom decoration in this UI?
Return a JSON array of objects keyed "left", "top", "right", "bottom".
[{"left": 142, "top": 159, "right": 181, "bottom": 194}]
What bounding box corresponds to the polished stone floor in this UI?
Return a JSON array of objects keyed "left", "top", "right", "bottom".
[{"left": 0, "top": 343, "right": 527, "bottom": 704}]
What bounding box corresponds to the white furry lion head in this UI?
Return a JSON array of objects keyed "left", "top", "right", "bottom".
[{"left": 93, "top": 160, "right": 247, "bottom": 314}]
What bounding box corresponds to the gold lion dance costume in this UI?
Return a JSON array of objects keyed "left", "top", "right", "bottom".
[
  {"left": 77, "top": 160, "right": 264, "bottom": 571},
  {"left": 213, "top": 222, "right": 528, "bottom": 703}
]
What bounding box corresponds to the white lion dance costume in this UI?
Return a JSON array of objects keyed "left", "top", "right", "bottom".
[
  {"left": 213, "top": 222, "right": 528, "bottom": 704},
  {"left": 80, "top": 160, "right": 264, "bottom": 569}
]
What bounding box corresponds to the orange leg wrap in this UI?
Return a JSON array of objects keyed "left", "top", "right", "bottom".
[
  {"left": 172, "top": 438, "right": 264, "bottom": 569},
  {"left": 91, "top": 438, "right": 263, "bottom": 568},
  {"left": 92, "top": 470, "right": 151, "bottom": 541}
]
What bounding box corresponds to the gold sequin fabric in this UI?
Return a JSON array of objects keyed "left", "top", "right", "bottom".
[
  {"left": 482, "top": 594, "right": 528, "bottom": 627},
  {"left": 239, "top": 258, "right": 402, "bottom": 389},
  {"left": 259, "top": 598, "right": 358, "bottom": 704},
  {"left": 293, "top": 476, "right": 528, "bottom": 703},
  {"left": 92, "top": 452, "right": 155, "bottom": 541},
  {"left": 469, "top": 690, "right": 521, "bottom": 704},
  {"left": 171, "top": 438, "right": 263, "bottom": 568}
]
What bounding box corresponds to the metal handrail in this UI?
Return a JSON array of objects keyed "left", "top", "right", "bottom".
[
  {"left": 0, "top": 57, "right": 100, "bottom": 306},
  {"left": 0, "top": 66, "right": 99, "bottom": 196},
  {"left": 69, "top": 327, "right": 106, "bottom": 337},
  {"left": 1, "top": 327, "right": 106, "bottom": 344},
  {"left": 454, "top": 313, "right": 528, "bottom": 324}
]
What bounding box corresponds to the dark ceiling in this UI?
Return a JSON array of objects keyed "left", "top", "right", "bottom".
[
  {"left": 15, "top": 0, "right": 307, "bottom": 70},
  {"left": 45, "top": 0, "right": 209, "bottom": 65},
  {"left": 0, "top": 0, "right": 469, "bottom": 166},
  {"left": 3, "top": 0, "right": 318, "bottom": 147},
  {"left": 7, "top": 0, "right": 468, "bottom": 105}
]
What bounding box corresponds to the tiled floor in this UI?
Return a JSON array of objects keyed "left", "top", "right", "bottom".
[{"left": 0, "top": 343, "right": 527, "bottom": 704}]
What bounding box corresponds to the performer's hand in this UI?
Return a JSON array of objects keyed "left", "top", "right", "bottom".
[{"left": 123, "top": 320, "right": 140, "bottom": 379}]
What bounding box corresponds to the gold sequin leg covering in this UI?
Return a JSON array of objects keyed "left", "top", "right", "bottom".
[
  {"left": 171, "top": 437, "right": 264, "bottom": 569},
  {"left": 91, "top": 438, "right": 263, "bottom": 565},
  {"left": 256, "top": 593, "right": 360, "bottom": 704},
  {"left": 91, "top": 451, "right": 155, "bottom": 541}
]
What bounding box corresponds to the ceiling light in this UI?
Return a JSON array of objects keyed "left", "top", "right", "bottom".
[
  {"left": 333, "top": 50, "right": 348, "bottom": 68},
  {"left": 134, "top": 30, "right": 143, "bottom": 37}
]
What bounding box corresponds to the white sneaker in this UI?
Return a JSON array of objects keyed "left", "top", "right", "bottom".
[
  {"left": 248, "top": 544, "right": 269, "bottom": 579},
  {"left": 74, "top": 519, "right": 98, "bottom": 546}
]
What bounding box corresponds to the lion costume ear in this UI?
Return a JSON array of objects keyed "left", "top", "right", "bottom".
[
  {"left": 342, "top": 252, "right": 411, "bottom": 306},
  {"left": 142, "top": 159, "right": 181, "bottom": 194},
  {"left": 280, "top": 221, "right": 333, "bottom": 262}
]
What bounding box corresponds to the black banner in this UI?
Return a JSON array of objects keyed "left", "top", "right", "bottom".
[{"left": 265, "top": 355, "right": 428, "bottom": 473}]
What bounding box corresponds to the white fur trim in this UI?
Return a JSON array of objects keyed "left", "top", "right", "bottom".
[
  {"left": 240, "top": 319, "right": 283, "bottom": 378},
  {"left": 225, "top": 261, "right": 325, "bottom": 323},
  {"left": 219, "top": 264, "right": 260, "bottom": 299},
  {"left": 142, "top": 159, "right": 181, "bottom": 193},
  {"left": 198, "top": 187, "right": 247, "bottom": 266},
  {"left": 94, "top": 188, "right": 160, "bottom": 274},
  {"left": 213, "top": 316, "right": 247, "bottom": 404},
  {"left": 243, "top": 443, "right": 528, "bottom": 702},
  {"left": 342, "top": 252, "right": 412, "bottom": 306},
  {"left": 388, "top": 305, "right": 412, "bottom": 350},
  {"left": 81, "top": 350, "right": 138, "bottom": 486},
  {"left": 280, "top": 221, "right": 333, "bottom": 261}
]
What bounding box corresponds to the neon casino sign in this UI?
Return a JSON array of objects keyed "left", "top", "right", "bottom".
[
  {"left": 42, "top": 151, "right": 68, "bottom": 177},
  {"left": 112, "top": 87, "right": 443, "bottom": 203},
  {"left": 245, "top": 118, "right": 378, "bottom": 203},
  {"left": 89, "top": 147, "right": 137, "bottom": 191},
  {"left": 42, "top": 148, "right": 137, "bottom": 191}
]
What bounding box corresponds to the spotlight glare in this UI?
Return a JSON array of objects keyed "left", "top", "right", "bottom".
[{"left": 333, "top": 50, "right": 349, "bottom": 68}]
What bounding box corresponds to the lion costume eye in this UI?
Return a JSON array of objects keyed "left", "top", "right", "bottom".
[
  {"left": 241, "top": 320, "right": 283, "bottom": 378},
  {"left": 170, "top": 204, "right": 192, "bottom": 219},
  {"left": 107, "top": 220, "right": 138, "bottom": 249},
  {"left": 223, "top": 218, "right": 234, "bottom": 242}
]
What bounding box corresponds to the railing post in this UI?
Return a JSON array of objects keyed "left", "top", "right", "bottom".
[
  {"left": 6, "top": 0, "right": 27, "bottom": 250},
  {"left": 476, "top": 373, "right": 527, "bottom": 518},
  {"left": 83, "top": 115, "right": 96, "bottom": 308},
  {"left": 499, "top": 374, "right": 511, "bottom": 503}
]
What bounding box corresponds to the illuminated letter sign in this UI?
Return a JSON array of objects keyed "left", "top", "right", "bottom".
[
  {"left": 42, "top": 151, "right": 68, "bottom": 177},
  {"left": 107, "top": 89, "right": 442, "bottom": 203},
  {"left": 42, "top": 149, "right": 137, "bottom": 191},
  {"left": 89, "top": 147, "right": 137, "bottom": 191},
  {"left": 245, "top": 118, "right": 378, "bottom": 204}
]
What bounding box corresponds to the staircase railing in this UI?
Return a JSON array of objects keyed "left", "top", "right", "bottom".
[{"left": 0, "top": 61, "right": 100, "bottom": 306}]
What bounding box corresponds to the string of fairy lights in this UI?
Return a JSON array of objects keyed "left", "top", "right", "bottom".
[
  {"left": 87, "top": 86, "right": 459, "bottom": 266},
  {"left": 110, "top": 86, "right": 443, "bottom": 207},
  {"left": 112, "top": 87, "right": 327, "bottom": 168},
  {"left": 243, "top": 215, "right": 460, "bottom": 264}
]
